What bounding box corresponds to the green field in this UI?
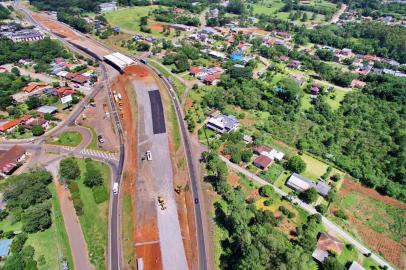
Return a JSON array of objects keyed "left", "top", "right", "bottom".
[
  {"left": 105, "top": 6, "right": 175, "bottom": 37},
  {"left": 76, "top": 159, "right": 111, "bottom": 270},
  {"left": 48, "top": 131, "right": 82, "bottom": 147},
  {"left": 122, "top": 193, "right": 135, "bottom": 268}
]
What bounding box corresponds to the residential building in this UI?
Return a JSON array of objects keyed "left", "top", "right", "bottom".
[
  {"left": 253, "top": 155, "right": 273, "bottom": 170},
  {"left": 21, "top": 82, "right": 47, "bottom": 93},
  {"left": 71, "top": 74, "right": 88, "bottom": 85},
  {"left": 286, "top": 173, "right": 331, "bottom": 196},
  {"left": 254, "top": 145, "right": 285, "bottom": 161},
  {"left": 0, "top": 145, "right": 27, "bottom": 176},
  {"left": 206, "top": 114, "right": 239, "bottom": 134},
  {"left": 0, "top": 239, "right": 12, "bottom": 259},
  {"left": 57, "top": 87, "right": 75, "bottom": 97},
  {"left": 37, "top": 105, "right": 58, "bottom": 115},
  {"left": 312, "top": 233, "right": 344, "bottom": 263},
  {"left": 3, "top": 29, "right": 44, "bottom": 42},
  {"left": 243, "top": 134, "right": 253, "bottom": 144},
  {"left": 22, "top": 118, "right": 49, "bottom": 130},
  {"left": 0, "top": 115, "right": 32, "bottom": 134},
  {"left": 351, "top": 79, "right": 366, "bottom": 89}
]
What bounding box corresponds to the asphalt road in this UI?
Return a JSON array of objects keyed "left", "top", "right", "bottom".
[{"left": 148, "top": 90, "right": 166, "bottom": 134}]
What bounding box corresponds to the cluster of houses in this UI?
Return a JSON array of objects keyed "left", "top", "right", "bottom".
[
  {"left": 0, "top": 106, "right": 56, "bottom": 135},
  {"left": 52, "top": 57, "right": 96, "bottom": 85},
  {"left": 253, "top": 145, "right": 285, "bottom": 170},
  {"left": 189, "top": 66, "right": 224, "bottom": 85},
  {"left": 0, "top": 23, "right": 44, "bottom": 43}
]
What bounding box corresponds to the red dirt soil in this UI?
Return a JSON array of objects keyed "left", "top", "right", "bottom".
[
  {"left": 341, "top": 179, "right": 406, "bottom": 210},
  {"left": 150, "top": 23, "right": 164, "bottom": 31},
  {"left": 124, "top": 65, "right": 151, "bottom": 78},
  {"left": 135, "top": 243, "right": 162, "bottom": 270}
]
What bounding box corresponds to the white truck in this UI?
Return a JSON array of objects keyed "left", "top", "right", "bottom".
[
  {"left": 117, "top": 93, "right": 122, "bottom": 100},
  {"left": 113, "top": 182, "right": 119, "bottom": 195}
]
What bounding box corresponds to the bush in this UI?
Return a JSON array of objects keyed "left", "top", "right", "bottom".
[
  {"left": 334, "top": 209, "right": 348, "bottom": 220},
  {"left": 330, "top": 174, "right": 341, "bottom": 182},
  {"left": 315, "top": 204, "right": 327, "bottom": 214},
  {"left": 0, "top": 209, "right": 9, "bottom": 221},
  {"left": 263, "top": 199, "right": 272, "bottom": 206},
  {"left": 92, "top": 186, "right": 108, "bottom": 204},
  {"left": 67, "top": 181, "right": 84, "bottom": 216},
  {"left": 22, "top": 203, "right": 52, "bottom": 233},
  {"left": 83, "top": 160, "right": 103, "bottom": 188},
  {"left": 259, "top": 185, "right": 274, "bottom": 197}
]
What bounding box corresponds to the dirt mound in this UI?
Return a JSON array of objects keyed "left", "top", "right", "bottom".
[
  {"left": 150, "top": 23, "right": 164, "bottom": 31},
  {"left": 341, "top": 179, "right": 406, "bottom": 210},
  {"left": 124, "top": 65, "right": 151, "bottom": 78}
]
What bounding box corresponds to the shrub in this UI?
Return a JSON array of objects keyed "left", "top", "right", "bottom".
[
  {"left": 334, "top": 209, "right": 348, "bottom": 220},
  {"left": 299, "top": 187, "right": 318, "bottom": 203},
  {"left": 10, "top": 232, "right": 28, "bottom": 253},
  {"left": 331, "top": 174, "right": 341, "bottom": 182},
  {"left": 60, "top": 158, "right": 80, "bottom": 181},
  {"left": 32, "top": 125, "right": 45, "bottom": 136},
  {"left": 315, "top": 204, "right": 327, "bottom": 214},
  {"left": 92, "top": 186, "right": 108, "bottom": 204},
  {"left": 263, "top": 199, "right": 272, "bottom": 206},
  {"left": 259, "top": 185, "right": 274, "bottom": 197},
  {"left": 84, "top": 160, "right": 103, "bottom": 188}
]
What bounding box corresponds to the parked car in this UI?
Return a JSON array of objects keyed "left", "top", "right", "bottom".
[{"left": 98, "top": 135, "right": 104, "bottom": 143}]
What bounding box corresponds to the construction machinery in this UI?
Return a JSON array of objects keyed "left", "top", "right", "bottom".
[
  {"left": 175, "top": 185, "right": 182, "bottom": 194},
  {"left": 157, "top": 196, "right": 166, "bottom": 210}
]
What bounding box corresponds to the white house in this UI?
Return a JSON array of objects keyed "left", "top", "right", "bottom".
[{"left": 206, "top": 114, "right": 239, "bottom": 134}]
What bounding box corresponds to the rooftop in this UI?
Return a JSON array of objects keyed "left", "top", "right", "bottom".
[{"left": 0, "top": 239, "right": 12, "bottom": 257}]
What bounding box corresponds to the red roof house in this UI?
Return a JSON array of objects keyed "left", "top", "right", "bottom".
[
  {"left": 57, "top": 87, "right": 75, "bottom": 97},
  {"left": 71, "top": 74, "right": 88, "bottom": 85},
  {"left": 0, "top": 145, "right": 26, "bottom": 175},
  {"left": 253, "top": 155, "right": 273, "bottom": 170},
  {"left": 0, "top": 115, "right": 32, "bottom": 133},
  {"left": 189, "top": 66, "right": 202, "bottom": 76}
]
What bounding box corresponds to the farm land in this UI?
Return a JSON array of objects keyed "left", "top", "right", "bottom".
[{"left": 328, "top": 179, "right": 406, "bottom": 269}]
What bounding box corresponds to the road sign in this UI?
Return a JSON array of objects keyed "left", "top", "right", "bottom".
[{"left": 61, "top": 94, "right": 72, "bottom": 104}]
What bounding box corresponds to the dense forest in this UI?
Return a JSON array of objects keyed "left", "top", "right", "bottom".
[
  {"left": 203, "top": 151, "right": 327, "bottom": 269},
  {"left": 0, "top": 4, "right": 11, "bottom": 19},
  {"left": 303, "top": 22, "right": 406, "bottom": 63},
  {"left": 331, "top": 0, "right": 406, "bottom": 16},
  {"left": 202, "top": 69, "right": 406, "bottom": 201},
  {"left": 29, "top": 0, "right": 104, "bottom": 12}
]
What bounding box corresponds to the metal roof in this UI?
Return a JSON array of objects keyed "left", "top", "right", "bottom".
[{"left": 0, "top": 239, "right": 12, "bottom": 257}]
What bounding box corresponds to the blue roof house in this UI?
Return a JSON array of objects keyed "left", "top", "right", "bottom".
[
  {"left": 0, "top": 239, "right": 12, "bottom": 258},
  {"left": 230, "top": 51, "right": 244, "bottom": 62}
]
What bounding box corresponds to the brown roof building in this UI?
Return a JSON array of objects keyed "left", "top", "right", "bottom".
[
  {"left": 71, "top": 74, "right": 88, "bottom": 85},
  {"left": 312, "top": 233, "right": 344, "bottom": 263},
  {"left": 253, "top": 155, "right": 273, "bottom": 170},
  {"left": 0, "top": 145, "right": 27, "bottom": 175}
]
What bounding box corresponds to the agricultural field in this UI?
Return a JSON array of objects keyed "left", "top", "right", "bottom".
[
  {"left": 104, "top": 6, "right": 176, "bottom": 38},
  {"left": 328, "top": 179, "right": 406, "bottom": 269}
]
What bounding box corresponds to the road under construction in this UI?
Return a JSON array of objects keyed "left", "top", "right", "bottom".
[{"left": 13, "top": 2, "right": 209, "bottom": 270}]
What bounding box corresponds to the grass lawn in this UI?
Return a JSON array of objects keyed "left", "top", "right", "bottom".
[
  {"left": 122, "top": 193, "right": 135, "bottom": 268},
  {"left": 301, "top": 153, "right": 329, "bottom": 181},
  {"left": 338, "top": 245, "right": 359, "bottom": 266},
  {"left": 82, "top": 125, "right": 99, "bottom": 150},
  {"left": 26, "top": 184, "right": 74, "bottom": 270},
  {"left": 47, "top": 131, "right": 82, "bottom": 147},
  {"left": 258, "top": 163, "right": 284, "bottom": 183},
  {"left": 170, "top": 105, "right": 181, "bottom": 151},
  {"left": 326, "top": 88, "right": 346, "bottom": 110},
  {"left": 105, "top": 6, "right": 175, "bottom": 38},
  {"left": 76, "top": 159, "right": 110, "bottom": 270},
  {"left": 274, "top": 171, "right": 293, "bottom": 193},
  {"left": 256, "top": 197, "right": 308, "bottom": 225}
]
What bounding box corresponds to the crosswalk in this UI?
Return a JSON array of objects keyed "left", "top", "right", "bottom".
[
  {"left": 60, "top": 146, "right": 75, "bottom": 152},
  {"left": 80, "top": 149, "right": 119, "bottom": 162}
]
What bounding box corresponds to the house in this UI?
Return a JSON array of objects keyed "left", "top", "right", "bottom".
[
  {"left": 288, "top": 60, "right": 301, "bottom": 69},
  {"left": 348, "top": 261, "right": 365, "bottom": 270},
  {"left": 57, "top": 87, "right": 75, "bottom": 97},
  {"left": 0, "top": 239, "right": 13, "bottom": 259},
  {"left": 243, "top": 135, "right": 253, "bottom": 144},
  {"left": 208, "top": 50, "right": 227, "bottom": 60},
  {"left": 206, "top": 114, "right": 239, "bottom": 134},
  {"left": 0, "top": 115, "right": 33, "bottom": 134},
  {"left": 21, "top": 82, "right": 46, "bottom": 93},
  {"left": 203, "top": 72, "right": 222, "bottom": 85},
  {"left": 37, "top": 105, "right": 57, "bottom": 115},
  {"left": 253, "top": 155, "right": 273, "bottom": 170},
  {"left": 22, "top": 118, "right": 49, "bottom": 130},
  {"left": 189, "top": 66, "right": 202, "bottom": 76},
  {"left": 65, "top": 72, "right": 78, "bottom": 80},
  {"left": 0, "top": 145, "right": 27, "bottom": 176},
  {"left": 351, "top": 79, "right": 366, "bottom": 89},
  {"left": 312, "top": 233, "right": 344, "bottom": 263},
  {"left": 230, "top": 51, "right": 244, "bottom": 62},
  {"left": 9, "top": 29, "right": 44, "bottom": 42},
  {"left": 99, "top": 2, "right": 117, "bottom": 13},
  {"left": 290, "top": 74, "right": 306, "bottom": 87},
  {"left": 254, "top": 145, "right": 285, "bottom": 161},
  {"left": 54, "top": 57, "right": 66, "bottom": 65},
  {"left": 276, "top": 31, "right": 291, "bottom": 39},
  {"left": 311, "top": 85, "right": 320, "bottom": 95},
  {"left": 286, "top": 173, "right": 331, "bottom": 196},
  {"left": 71, "top": 74, "right": 88, "bottom": 85}
]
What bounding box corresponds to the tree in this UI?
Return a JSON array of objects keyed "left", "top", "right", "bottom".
[
  {"left": 26, "top": 96, "right": 41, "bottom": 110},
  {"left": 322, "top": 255, "right": 344, "bottom": 270},
  {"left": 226, "top": 0, "right": 245, "bottom": 14},
  {"left": 334, "top": 209, "right": 348, "bottom": 220},
  {"left": 59, "top": 158, "right": 80, "bottom": 181},
  {"left": 315, "top": 204, "right": 327, "bottom": 214},
  {"left": 241, "top": 150, "right": 253, "bottom": 163},
  {"left": 287, "top": 156, "right": 306, "bottom": 173},
  {"left": 83, "top": 159, "right": 103, "bottom": 187},
  {"left": 10, "top": 233, "right": 28, "bottom": 253},
  {"left": 11, "top": 67, "right": 20, "bottom": 76},
  {"left": 300, "top": 188, "right": 318, "bottom": 203},
  {"left": 22, "top": 202, "right": 52, "bottom": 233},
  {"left": 32, "top": 125, "right": 44, "bottom": 136},
  {"left": 326, "top": 189, "right": 338, "bottom": 203}
]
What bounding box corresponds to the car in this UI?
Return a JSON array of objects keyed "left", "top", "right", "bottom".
[
  {"left": 194, "top": 198, "right": 199, "bottom": 204},
  {"left": 146, "top": 150, "right": 152, "bottom": 161},
  {"left": 98, "top": 135, "right": 104, "bottom": 143}
]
